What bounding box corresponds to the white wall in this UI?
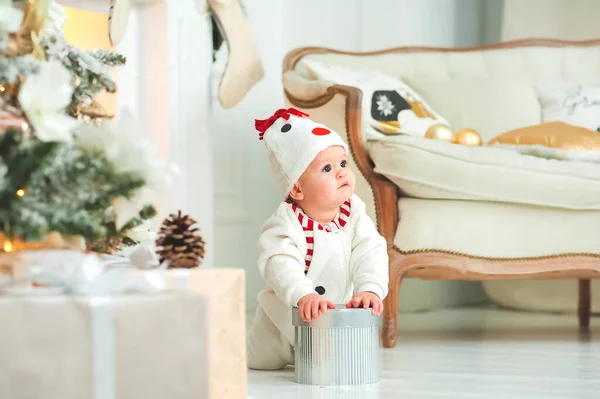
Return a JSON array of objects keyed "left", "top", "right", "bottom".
[
  {"left": 502, "top": 0, "right": 600, "bottom": 41},
  {"left": 212, "top": 0, "right": 503, "bottom": 315}
]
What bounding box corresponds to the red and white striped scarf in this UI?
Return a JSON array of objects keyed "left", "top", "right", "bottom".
[{"left": 286, "top": 200, "right": 351, "bottom": 274}]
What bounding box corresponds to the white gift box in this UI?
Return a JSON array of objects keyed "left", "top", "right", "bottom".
[
  {"left": 165, "top": 268, "right": 247, "bottom": 399},
  {"left": 0, "top": 268, "right": 247, "bottom": 399}
]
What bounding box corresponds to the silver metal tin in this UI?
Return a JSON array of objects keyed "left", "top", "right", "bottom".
[{"left": 292, "top": 306, "right": 380, "bottom": 386}]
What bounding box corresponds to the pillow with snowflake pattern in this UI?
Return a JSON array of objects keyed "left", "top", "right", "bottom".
[{"left": 301, "top": 59, "right": 449, "bottom": 136}]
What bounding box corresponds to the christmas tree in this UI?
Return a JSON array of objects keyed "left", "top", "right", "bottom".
[{"left": 0, "top": 0, "right": 169, "bottom": 253}]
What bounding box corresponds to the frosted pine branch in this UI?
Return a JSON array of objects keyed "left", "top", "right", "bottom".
[
  {"left": 45, "top": 38, "right": 126, "bottom": 111},
  {"left": 0, "top": 54, "right": 41, "bottom": 84},
  {"left": 89, "top": 49, "right": 126, "bottom": 68},
  {"left": 0, "top": 128, "right": 149, "bottom": 241}
]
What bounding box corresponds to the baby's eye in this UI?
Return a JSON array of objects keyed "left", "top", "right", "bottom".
[
  {"left": 322, "top": 164, "right": 332, "bottom": 173},
  {"left": 340, "top": 160, "right": 347, "bottom": 168}
]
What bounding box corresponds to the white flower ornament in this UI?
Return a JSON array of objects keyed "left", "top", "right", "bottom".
[{"left": 18, "top": 60, "right": 80, "bottom": 142}]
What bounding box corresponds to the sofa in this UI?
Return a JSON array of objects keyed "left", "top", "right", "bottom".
[{"left": 281, "top": 39, "right": 600, "bottom": 348}]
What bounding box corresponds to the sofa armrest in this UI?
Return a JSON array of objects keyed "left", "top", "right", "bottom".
[
  {"left": 282, "top": 70, "right": 329, "bottom": 100},
  {"left": 282, "top": 77, "right": 400, "bottom": 246}
]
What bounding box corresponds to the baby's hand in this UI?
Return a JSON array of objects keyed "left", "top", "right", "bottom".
[
  {"left": 297, "top": 293, "right": 336, "bottom": 322},
  {"left": 346, "top": 291, "right": 383, "bottom": 315}
]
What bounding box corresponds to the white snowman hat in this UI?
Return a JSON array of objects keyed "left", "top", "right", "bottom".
[{"left": 255, "top": 108, "right": 348, "bottom": 197}]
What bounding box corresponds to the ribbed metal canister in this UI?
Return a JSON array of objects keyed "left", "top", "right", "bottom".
[{"left": 292, "top": 306, "right": 380, "bottom": 386}]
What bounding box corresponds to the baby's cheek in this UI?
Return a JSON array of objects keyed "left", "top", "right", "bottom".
[
  {"left": 301, "top": 172, "right": 323, "bottom": 192},
  {"left": 313, "top": 179, "right": 336, "bottom": 201},
  {"left": 348, "top": 169, "right": 357, "bottom": 188},
  {"left": 319, "top": 179, "right": 337, "bottom": 196}
]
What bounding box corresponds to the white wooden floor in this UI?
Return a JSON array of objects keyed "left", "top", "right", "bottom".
[{"left": 247, "top": 307, "right": 600, "bottom": 399}]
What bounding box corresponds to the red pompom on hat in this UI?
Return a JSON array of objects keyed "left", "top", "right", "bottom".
[{"left": 254, "top": 108, "right": 309, "bottom": 140}]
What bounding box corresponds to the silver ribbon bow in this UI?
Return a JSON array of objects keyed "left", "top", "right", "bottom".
[{"left": 2, "top": 243, "right": 168, "bottom": 296}]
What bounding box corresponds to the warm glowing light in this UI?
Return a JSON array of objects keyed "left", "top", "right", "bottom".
[
  {"left": 21, "top": 123, "right": 28, "bottom": 131},
  {"left": 0, "top": 85, "right": 5, "bottom": 92},
  {"left": 16, "top": 189, "right": 26, "bottom": 197},
  {"left": 4, "top": 241, "right": 12, "bottom": 252}
]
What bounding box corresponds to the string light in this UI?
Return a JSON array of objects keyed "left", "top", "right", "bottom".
[
  {"left": 0, "top": 85, "right": 5, "bottom": 92},
  {"left": 16, "top": 188, "right": 26, "bottom": 197},
  {"left": 21, "top": 123, "right": 29, "bottom": 131},
  {"left": 3, "top": 240, "right": 12, "bottom": 252}
]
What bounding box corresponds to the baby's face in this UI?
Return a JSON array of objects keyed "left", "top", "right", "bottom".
[{"left": 297, "top": 145, "right": 355, "bottom": 208}]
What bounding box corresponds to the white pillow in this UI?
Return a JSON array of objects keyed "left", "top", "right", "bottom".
[
  {"left": 535, "top": 83, "right": 600, "bottom": 132},
  {"left": 301, "top": 59, "right": 449, "bottom": 137}
]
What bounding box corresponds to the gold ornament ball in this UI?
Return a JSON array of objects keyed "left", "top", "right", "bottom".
[
  {"left": 425, "top": 124, "right": 454, "bottom": 142},
  {"left": 453, "top": 128, "right": 482, "bottom": 146}
]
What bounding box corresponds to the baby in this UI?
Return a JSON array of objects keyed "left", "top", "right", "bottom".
[{"left": 247, "top": 108, "right": 389, "bottom": 370}]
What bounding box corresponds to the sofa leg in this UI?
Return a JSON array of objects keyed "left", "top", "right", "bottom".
[
  {"left": 578, "top": 279, "right": 591, "bottom": 330},
  {"left": 382, "top": 271, "right": 403, "bottom": 348}
]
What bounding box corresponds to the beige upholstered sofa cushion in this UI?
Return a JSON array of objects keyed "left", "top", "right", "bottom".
[
  {"left": 402, "top": 76, "right": 541, "bottom": 142},
  {"left": 294, "top": 45, "right": 600, "bottom": 144},
  {"left": 369, "top": 135, "right": 600, "bottom": 210},
  {"left": 395, "top": 198, "right": 600, "bottom": 257}
]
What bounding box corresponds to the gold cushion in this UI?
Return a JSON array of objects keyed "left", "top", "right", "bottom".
[{"left": 488, "top": 121, "right": 600, "bottom": 150}]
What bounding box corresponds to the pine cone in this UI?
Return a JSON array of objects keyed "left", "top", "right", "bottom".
[{"left": 155, "top": 211, "right": 205, "bottom": 269}]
